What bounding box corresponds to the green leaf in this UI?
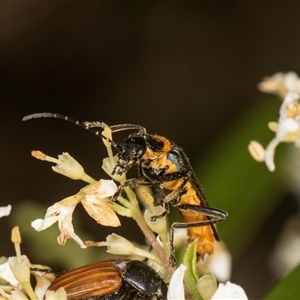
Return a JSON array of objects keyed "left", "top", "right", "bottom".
[
  {"left": 263, "top": 263, "right": 300, "bottom": 299},
  {"left": 183, "top": 239, "right": 202, "bottom": 300}
]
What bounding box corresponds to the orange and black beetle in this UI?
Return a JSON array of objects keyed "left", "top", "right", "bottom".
[
  {"left": 23, "top": 113, "right": 228, "bottom": 263},
  {"left": 42, "top": 259, "right": 167, "bottom": 300}
]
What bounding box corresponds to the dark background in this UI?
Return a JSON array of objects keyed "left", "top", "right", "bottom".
[{"left": 1, "top": 2, "right": 300, "bottom": 299}]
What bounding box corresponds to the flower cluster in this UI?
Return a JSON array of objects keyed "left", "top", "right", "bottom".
[
  {"left": 251, "top": 74, "right": 300, "bottom": 281},
  {"left": 0, "top": 226, "right": 63, "bottom": 300},
  {"left": 0, "top": 121, "right": 248, "bottom": 300},
  {"left": 249, "top": 72, "right": 300, "bottom": 171}
]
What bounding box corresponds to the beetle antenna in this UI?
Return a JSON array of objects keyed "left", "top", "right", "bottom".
[
  {"left": 105, "top": 124, "right": 147, "bottom": 135},
  {"left": 22, "top": 112, "right": 116, "bottom": 147}
]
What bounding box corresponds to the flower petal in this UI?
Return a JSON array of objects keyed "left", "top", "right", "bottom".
[
  {"left": 0, "top": 261, "right": 20, "bottom": 287},
  {"left": 82, "top": 179, "right": 118, "bottom": 198},
  {"left": 211, "top": 281, "right": 248, "bottom": 299},
  {"left": 105, "top": 233, "right": 135, "bottom": 255},
  {"left": 31, "top": 196, "right": 79, "bottom": 231},
  {"left": 31, "top": 195, "right": 86, "bottom": 248},
  {"left": 248, "top": 141, "right": 265, "bottom": 162},
  {"left": 8, "top": 256, "right": 30, "bottom": 284},
  {"left": 81, "top": 180, "right": 120, "bottom": 227},
  {"left": 0, "top": 288, "right": 29, "bottom": 300},
  {"left": 82, "top": 195, "right": 120, "bottom": 226},
  {"left": 258, "top": 72, "right": 300, "bottom": 98},
  {"left": 167, "top": 264, "right": 186, "bottom": 300},
  {"left": 279, "top": 91, "right": 300, "bottom": 120},
  {"left": 51, "top": 152, "right": 85, "bottom": 180},
  {"left": 0, "top": 205, "right": 12, "bottom": 218},
  {"left": 264, "top": 118, "right": 300, "bottom": 171},
  {"left": 56, "top": 203, "right": 86, "bottom": 248}
]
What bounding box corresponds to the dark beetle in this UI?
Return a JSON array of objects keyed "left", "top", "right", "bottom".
[{"left": 47, "top": 259, "right": 167, "bottom": 300}]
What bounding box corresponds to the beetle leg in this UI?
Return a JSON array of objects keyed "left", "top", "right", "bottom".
[
  {"left": 142, "top": 167, "right": 191, "bottom": 202},
  {"left": 112, "top": 163, "right": 170, "bottom": 202},
  {"left": 148, "top": 178, "right": 188, "bottom": 266},
  {"left": 141, "top": 163, "right": 165, "bottom": 184},
  {"left": 148, "top": 174, "right": 189, "bottom": 221},
  {"left": 112, "top": 178, "right": 154, "bottom": 201},
  {"left": 168, "top": 205, "right": 228, "bottom": 265},
  {"left": 149, "top": 202, "right": 170, "bottom": 221},
  {"left": 149, "top": 182, "right": 188, "bottom": 222},
  {"left": 176, "top": 204, "right": 228, "bottom": 219}
]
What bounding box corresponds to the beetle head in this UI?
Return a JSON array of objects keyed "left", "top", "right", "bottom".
[{"left": 113, "top": 135, "right": 147, "bottom": 175}]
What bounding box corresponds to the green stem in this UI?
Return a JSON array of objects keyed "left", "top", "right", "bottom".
[
  {"left": 81, "top": 173, "right": 97, "bottom": 184},
  {"left": 22, "top": 282, "right": 39, "bottom": 300},
  {"left": 123, "top": 186, "right": 175, "bottom": 276}
]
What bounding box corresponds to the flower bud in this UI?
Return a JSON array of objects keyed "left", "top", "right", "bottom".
[{"left": 197, "top": 274, "right": 217, "bottom": 300}]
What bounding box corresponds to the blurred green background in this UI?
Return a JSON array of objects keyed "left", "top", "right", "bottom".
[{"left": 1, "top": 2, "right": 300, "bottom": 299}]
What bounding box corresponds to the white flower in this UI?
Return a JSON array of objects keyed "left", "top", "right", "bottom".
[
  {"left": 0, "top": 261, "right": 20, "bottom": 287},
  {"left": 80, "top": 180, "right": 121, "bottom": 226},
  {"left": 167, "top": 264, "right": 186, "bottom": 300},
  {"left": 249, "top": 91, "right": 300, "bottom": 171},
  {"left": 31, "top": 179, "right": 120, "bottom": 248},
  {"left": 258, "top": 72, "right": 300, "bottom": 98},
  {"left": 264, "top": 118, "right": 300, "bottom": 171},
  {"left": 8, "top": 256, "right": 38, "bottom": 300},
  {"left": 211, "top": 281, "right": 248, "bottom": 299},
  {"left": 0, "top": 288, "right": 29, "bottom": 300},
  {"left": 31, "top": 151, "right": 95, "bottom": 184},
  {"left": 89, "top": 233, "right": 159, "bottom": 262},
  {"left": 279, "top": 91, "right": 300, "bottom": 121},
  {"left": 32, "top": 195, "right": 86, "bottom": 248},
  {"left": 0, "top": 205, "right": 11, "bottom": 218},
  {"left": 104, "top": 233, "right": 136, "bottom": 255},
  {"left": 8, "top": 256, "right": 30, "bottom": 285}
]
